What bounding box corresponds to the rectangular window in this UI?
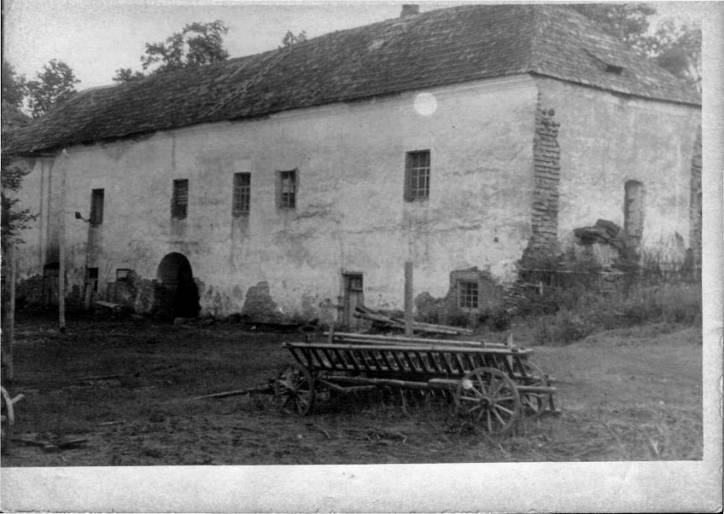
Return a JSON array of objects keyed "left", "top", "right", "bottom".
[
  {"left": 116, "top": 268, "right": 132, "bottom": 282},
  {"left": 458, "top": 280, "right": 479, "bottom": 309},
  {"left": 278, "top": 170, "right": 297, "bottom": 209},
  {"left": 405, "top": 150, "right": 430, "bottom": 201},
  {"left": 89, "top": 189, "right": 104, "bottom": 226},
  {"left": 232, "top": 172, "right": 251, "bottom": 217},
  {"left": 172, "top": 179, "right": 188, "bottom": 219}
]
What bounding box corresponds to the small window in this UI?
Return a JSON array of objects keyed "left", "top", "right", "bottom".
[
  {"left": 89, "top": 189, "right": 104, "bottom": 226},
  {"left": 232, "top": 172, "right": 251, "bottom": 217},
  {"left": 86, "top": 267, "right": 99, "bottom": 293},
  {"left": 172, "top": 179, "right": 188, "bottom": 219},
  {"left": 278, "top": 170, "right": 297, "bottom": 209},
  {"left": 405, "top": 150, "right": 430, "bottom": 201},
  {"left": 346, "top": 274, "right": 363, "bottom": 292},
  {"left": 458, "top": 280, "right": 479, "bottom": 309},
  {"left": 116, "top": 268, "right": 132, "bottom": 282}
]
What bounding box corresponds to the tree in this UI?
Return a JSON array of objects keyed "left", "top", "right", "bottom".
[
  {"left": 112, "top": 67, "right": 146, "bottom": 84},
  {"left": 571, "top": 3, "right": 656, "bottom": 51},
  {"left": 1, "top": 61, "right": 35, "bottom": 250},
  {"left": 280, "top": 30, "right": 307, "bottom": 48},
  {"left": 2, "top": 61, "right": 26, "bottom": 109},
  {"left": 643, "top": 21, "right": 701, "bottom": 91},
  {"left": 113, "top": 20, "right": 229, "bottom": 83},
  {"left": 572, "top": 4, "right": 701, "bottom": 91},
  {"left": 24, "top": 59, "right": 80, "bottom": 118}
]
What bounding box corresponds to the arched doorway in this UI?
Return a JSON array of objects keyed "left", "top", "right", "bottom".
[{"left": 155, "top": 252, "right": 200, "bottom": 319}]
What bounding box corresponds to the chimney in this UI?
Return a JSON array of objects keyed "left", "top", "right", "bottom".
[{"left": 400, "top": 4, "right": 419, "bottom": 17}]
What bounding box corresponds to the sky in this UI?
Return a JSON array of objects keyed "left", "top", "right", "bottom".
[{"left": 3, "top": 0, "right": 704, "bottom": 90}]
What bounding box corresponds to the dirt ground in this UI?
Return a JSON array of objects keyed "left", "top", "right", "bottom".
[{"left": 1, "top": 312, "right": 702, "bottom": 466}]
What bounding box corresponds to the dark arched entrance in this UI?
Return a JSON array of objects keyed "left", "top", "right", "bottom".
[{"left": 155, "top": 252, "right": 200, "bottom": 319}]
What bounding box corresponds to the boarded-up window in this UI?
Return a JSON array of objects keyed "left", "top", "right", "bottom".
[
  {"left": 405, "top": 150, "right": 430, "bottom": 201},
  {"left": 458, "top": 280, "right": 479, "bottom": 309},
  {"left": 89, "top": 189, "right": 104, "bottom": 226},
  {"left": 172, "top": 179, "right": 188, "bottom": 219},
  {"left": 278, "top": 170, "right": 296, "bottom": 209},
  {"left": 624, "top": 180, "right": 645, "bottom": 245},
  {"left": 233, "top": 172, "right": 251, "bottom": 217}
]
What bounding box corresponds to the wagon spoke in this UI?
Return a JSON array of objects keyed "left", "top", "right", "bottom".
[
  {"left": 492, "top": 408, "right": 507, "bottom": 426},
  {"left": 490, "top": 378, "right": 505, "bottom": 396},
  {"left": 494, "top": 403, "right": 514, "bottom": 416},
  {"left": 274, "top": 363, "right": 315, "bottom": 416}
]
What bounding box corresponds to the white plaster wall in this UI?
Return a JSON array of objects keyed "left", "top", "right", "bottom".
[
  {"left": 16, "top": 75, "right": 539, "bottom": 316},
  {"left": 537, "top": 78, "right": 701, "bottom": 263}
]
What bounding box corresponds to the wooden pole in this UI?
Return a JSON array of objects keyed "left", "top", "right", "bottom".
[
  {"left": 404, "top": 261, "right": 413, "bottom": 336},
  {"left": 58, "top": 154, "right": 66, "bottom": 333}
]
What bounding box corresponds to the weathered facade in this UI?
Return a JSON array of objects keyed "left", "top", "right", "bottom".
[{"left": 7, "top": 4, "right": 701, "bottom": 323}]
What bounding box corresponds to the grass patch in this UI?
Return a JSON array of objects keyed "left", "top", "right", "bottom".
[{"left": 521, "top": 282, "right": 701, "bottom": 345}]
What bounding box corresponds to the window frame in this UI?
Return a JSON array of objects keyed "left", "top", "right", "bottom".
[
  {"left": 232, "top": 172, "right": 251, "bottom": 217},
  {"left": 89, "top": 188, "right": 104, "bottom": 226},
  {"left": 457, "top": 280, "right": 479, "bottom": 310},
  {"left": 404, "top": 150, "right": 431, "bottom": 202},
  {"left": 171, "top": 179, "right": 189, "bottom": 220},
  {"left": 278, "top": 169, "right": 297, "bottom": 210}
]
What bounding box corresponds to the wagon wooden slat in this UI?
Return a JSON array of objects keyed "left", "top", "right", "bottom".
[{"left": 274, "top": 333, "right": 558, "bottom": 435}]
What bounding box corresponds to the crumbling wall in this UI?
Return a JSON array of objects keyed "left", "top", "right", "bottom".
[
  {"left": 415, "top": 267, "right": 504, "bottom": 326},
  {"left": 521, "top": 100, "right": 561, "bottom": 267}
]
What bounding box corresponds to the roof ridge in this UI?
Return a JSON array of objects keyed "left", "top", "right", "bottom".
[{"left": 8, "top": 4, "right": 700, "bottom": 156}]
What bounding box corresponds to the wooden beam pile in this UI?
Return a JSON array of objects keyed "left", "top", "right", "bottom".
[{"left": 353, "top": 305, "right": 474, "bottom": 336}]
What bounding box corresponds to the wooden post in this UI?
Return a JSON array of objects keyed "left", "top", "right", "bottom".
[
  {"left": 5, "top": 244, "right": 16, "bottom": 382},
  {"left": 58, "top": 154, "right": 67, "bottom": 333},
  {"left": 404, "top": 261, "right": 413, "bottom": 336}
]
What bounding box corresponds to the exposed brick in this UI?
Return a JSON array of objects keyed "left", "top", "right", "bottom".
[{"left": 521, "top": 99, "right": 561, "bottom": 266}]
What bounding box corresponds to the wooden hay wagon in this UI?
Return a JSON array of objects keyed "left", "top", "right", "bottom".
[{"left": 274, "top": 332, "right": 558, "bottom": 435}]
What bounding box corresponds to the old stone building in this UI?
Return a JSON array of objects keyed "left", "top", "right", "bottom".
[{"left": 8, "top": 4, "right": 701, "bottom": 324}]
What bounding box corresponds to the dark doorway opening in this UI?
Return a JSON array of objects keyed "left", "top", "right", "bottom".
[{"left": 155, "top": 252, "right": 200, "bottom": 319}]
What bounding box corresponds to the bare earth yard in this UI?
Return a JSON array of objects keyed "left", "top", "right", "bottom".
[{"left": 2, "top": 313, "right": 702, "bottom": 466}]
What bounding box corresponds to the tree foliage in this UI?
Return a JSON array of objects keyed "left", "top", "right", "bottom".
[
  {"left": 572, "top": 3, "right": 656, "bottom": 49},
  {"left": 643, "top": 21, "right": 701, "bottom": 91},
  {"left": 113, "top": 20, "right": 229, "bottom": 83},
  {"left": 2, "top": 61, "right": 26, "bottom": 109},
  {"left": 1, "top": 61, "right": 35, "bottom": 249},
  {"left": 24, "top": 59, "right": 80, "bottom": 118},
  {"left": 280, "top": 30, "right": 307, "bottom": 48},
  {"left": 572, "top": 3, "right": 701, "bottom": 91}
]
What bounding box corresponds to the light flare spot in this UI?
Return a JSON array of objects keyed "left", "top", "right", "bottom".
[{"left": 413, "top": 92, "right": 437, "bottom": 116}]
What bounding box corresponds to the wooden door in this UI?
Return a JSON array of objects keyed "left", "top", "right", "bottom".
[{"left": 343, "top": 273, "right": 364, "bottom": 330}]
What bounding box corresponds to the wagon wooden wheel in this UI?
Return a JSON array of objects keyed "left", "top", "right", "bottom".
[
  {"left": 455, "top": 367, "right": 521, "bottom": 435},
  {"left": 274, "top": 363, "right": 315, "bottom": 416},
  {"left": 514, "top": 360, "right": 550, "bottom": 417}
]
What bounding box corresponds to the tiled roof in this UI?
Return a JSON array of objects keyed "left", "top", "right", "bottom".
[{"left": 8, "top": 4, "right": 699, "bottom": 155}]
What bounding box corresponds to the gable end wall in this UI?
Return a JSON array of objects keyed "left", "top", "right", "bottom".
[{"left": 536, "top": 77, "right": 701, "bottom": 267}]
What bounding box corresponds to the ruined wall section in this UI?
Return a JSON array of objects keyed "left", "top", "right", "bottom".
[
  {"left": 535, "top": 77, "right": 701, "bottom": 269},
  {"left": 521, "top": 99, "right": 561, "bottom": 267}
]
